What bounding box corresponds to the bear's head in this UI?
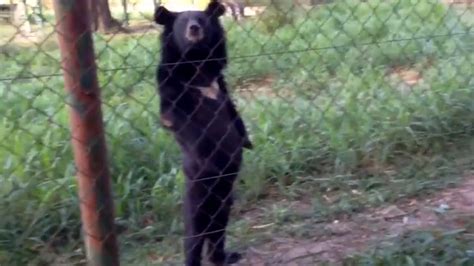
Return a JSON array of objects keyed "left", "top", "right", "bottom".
[{"left": 154, "top": 1, "right": 226, "bottom": 55}]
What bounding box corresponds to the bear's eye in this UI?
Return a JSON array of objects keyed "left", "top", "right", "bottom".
[{"left": 197, "top": 17, "right": 205, "bottom": 26}]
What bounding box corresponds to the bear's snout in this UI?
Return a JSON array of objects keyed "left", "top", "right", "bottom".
[{"left": 185, "top": 20, "right": 203, "bottom": 42}]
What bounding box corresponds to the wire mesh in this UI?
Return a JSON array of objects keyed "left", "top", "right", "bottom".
[{"left": 1, "top": 0, "right": 473, "bottom": 265}]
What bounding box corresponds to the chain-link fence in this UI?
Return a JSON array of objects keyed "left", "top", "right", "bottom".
[{"left": 1, "top": 0, "right": 474, "bottom": 265}]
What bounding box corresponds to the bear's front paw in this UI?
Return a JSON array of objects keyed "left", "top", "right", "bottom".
[{"left": 160, "top": 113, "right": 174, "bottom": 129}]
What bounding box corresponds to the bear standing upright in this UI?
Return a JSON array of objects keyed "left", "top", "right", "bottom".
[{"left": 153, "top": 1, "right": 253, "bottom": 265}]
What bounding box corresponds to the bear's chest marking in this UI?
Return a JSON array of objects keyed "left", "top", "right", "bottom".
[
  {"left": 160, "top": 79, "right": 223, "bottom": 130},
  {"left": 194, "top": 80, "right": 220, "bottom": 100}
]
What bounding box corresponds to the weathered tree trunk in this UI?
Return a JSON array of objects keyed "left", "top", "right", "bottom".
[{"left": 88, "top": 0, "right": 122, "bottom": 33}]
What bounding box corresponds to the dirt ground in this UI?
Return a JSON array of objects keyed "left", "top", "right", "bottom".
[{"left": 231, "top": 173, "right": 474, "bottom": 266}]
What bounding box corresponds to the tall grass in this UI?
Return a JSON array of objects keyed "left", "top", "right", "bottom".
[{"left": 0, "top": 0, "right": 473, "bottom": 263}]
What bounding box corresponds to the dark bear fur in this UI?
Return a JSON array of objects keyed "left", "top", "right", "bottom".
[{"left": 153, "top": 1, "right": 252, "bottom": 265}]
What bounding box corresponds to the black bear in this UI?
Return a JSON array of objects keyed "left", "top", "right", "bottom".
[{"left": 153, "top": 1, "right": 253, "bottom": 265}]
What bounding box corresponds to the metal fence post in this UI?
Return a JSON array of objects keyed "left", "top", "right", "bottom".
[{"left": 52, "top": 0, "right": 120, "bottom": 265}]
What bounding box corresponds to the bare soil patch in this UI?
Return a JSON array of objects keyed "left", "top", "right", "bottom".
[{"left": 235, "top": 173, "right": 474, "bottom": 265}]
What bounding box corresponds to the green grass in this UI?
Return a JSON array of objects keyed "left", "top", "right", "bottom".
[
  {"left": 1, "top": 0, "right": 474, "bottom": 264},
  {"left": 119, "top": 145, "right": 474, "bottom": 265}
]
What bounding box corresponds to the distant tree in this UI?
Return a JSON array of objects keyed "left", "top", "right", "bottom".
[{"left": 87, "top": 0, "right": 123, "bottom": 33}]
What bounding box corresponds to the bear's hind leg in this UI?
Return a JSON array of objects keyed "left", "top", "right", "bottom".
[
  {"left": 183, "top": 181, "right": 209, "bottom": 266},
  {"left": 206, "top": 209, "right": 242, "bottom": 265},
  {"left": 184, "top": 233, "right": 205, "bottom": 266},
  {"left": 205, "top": 180, "right": 242, "bottom": 265}
]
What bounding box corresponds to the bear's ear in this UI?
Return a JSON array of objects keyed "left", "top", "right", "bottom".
[
  {"left": 205, "top": 0, "right": 226, "bottom": 18},
  {"left": 154, "top": 6, "right": 176, "bottom": 25}
]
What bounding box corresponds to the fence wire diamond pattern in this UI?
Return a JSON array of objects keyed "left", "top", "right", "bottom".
[{"left": 1, "top": 0, "right": 473, "bottom": 265}]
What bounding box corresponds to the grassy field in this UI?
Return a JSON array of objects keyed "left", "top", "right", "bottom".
[{"left": 1, "top": 0, "right": 473, "bottom": 264}]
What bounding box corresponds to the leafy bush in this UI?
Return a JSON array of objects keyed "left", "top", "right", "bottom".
[{"left": 256, "top": 0, "right": 298, "bottom": 34}]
